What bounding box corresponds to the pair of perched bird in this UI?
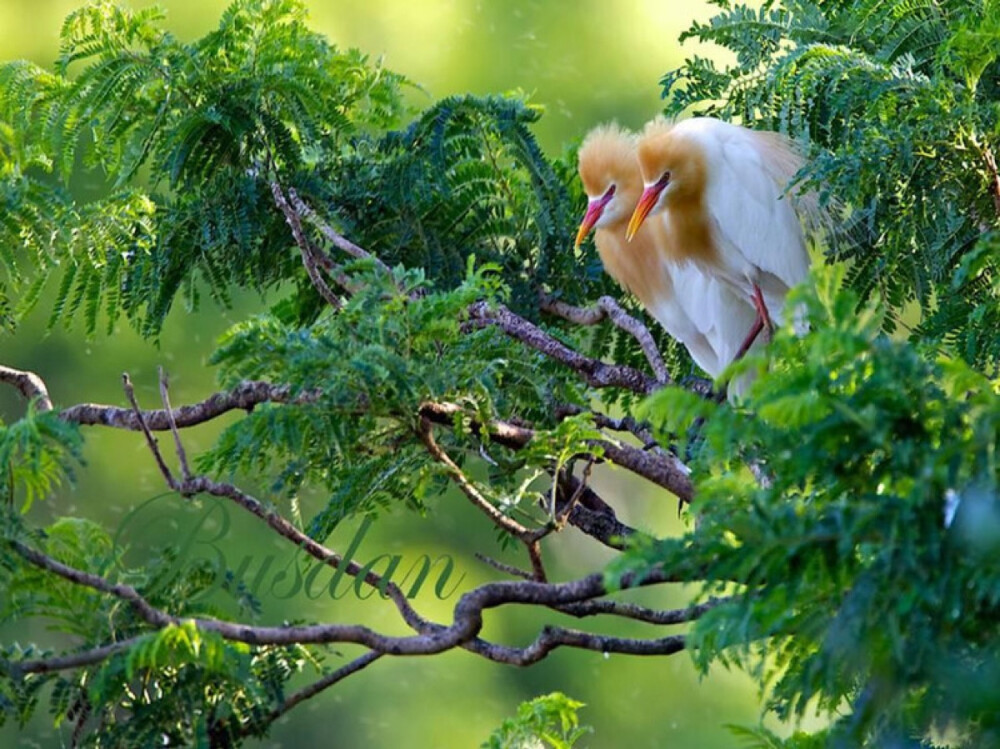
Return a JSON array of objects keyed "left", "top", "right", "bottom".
[{"left": 575, "top": 117, "right": 821, "bottom": 397}]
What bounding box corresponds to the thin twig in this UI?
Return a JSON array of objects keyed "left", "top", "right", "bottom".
[
  {"left": 3, "top": 636, "right": 146, "bottom": 676},
  {"left": 475, "top": 553, "right": 534, "bottom": 580},
  {"left": 556, "top": 458, "right": 595, "bottom": 526},
  {"left": 976, "top": 137, "right": 1000, "bottom": 219},
  {"left": 249, "top": 651, "right": 383, "bottom": 733},
  {"left": 122, "top": 373, "right": 179, "bottom": 492},
  {"left": 269, "top": 180, "right": 343, "bottom": 309},
  {"left": 418, "top": 417, "right": 537, "bottom": 542},
  {"left": 158, "top": 368, "right": 191, "bottom": 481}
]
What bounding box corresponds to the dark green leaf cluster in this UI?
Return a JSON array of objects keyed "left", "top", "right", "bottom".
[
  {"left": 615, "top": 269, "right": 1000, "bottom": 747},
  {"left": 1, "top": 0, "right": 407, "bottom": 337},
  {"left": 665, "top": 0, "right": 1000, "bottom": 370},
  {"left": 311, "top": 94, "right": 589, "bottom": 315}
]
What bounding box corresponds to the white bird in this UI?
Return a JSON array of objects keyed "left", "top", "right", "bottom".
[
  {"left": 575, "top": 124, "right": 758, "bottom": 387},
  {"left": 627, "top": 116, "right": 821, "bottom": 355}
]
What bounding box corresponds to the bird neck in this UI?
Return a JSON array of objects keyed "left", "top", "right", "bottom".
[
  {"left": 596, "top": 226, "right": 673, "bottom": 313},
  {"left": 661, "top": 192, "right": 719, "bottom": 268}
]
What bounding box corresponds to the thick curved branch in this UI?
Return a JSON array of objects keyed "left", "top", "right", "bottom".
[
  {"left": 9, "top": 535, "right": 679, "bottom": 657},
  {"left": 462, "top": 627, "right": 685, "bottom": 666},
  {"left": 0, "top": 365, "right": 53, "bottom": 412}
]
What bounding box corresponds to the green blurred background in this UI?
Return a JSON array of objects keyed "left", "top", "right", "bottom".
[{"left": 0, "top": 1, "right": 790, "bottom": 746}]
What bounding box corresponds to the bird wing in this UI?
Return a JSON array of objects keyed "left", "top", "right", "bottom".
[
  {"left": 656, "top": 260, "right": 723, "bottom": 376},
  {"left": 700, "top": 124, "right": 811, "bottom": 292}
]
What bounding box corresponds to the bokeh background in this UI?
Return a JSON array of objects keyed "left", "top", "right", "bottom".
[{"left": 0, "top": 1, "right": 795, "bottom": 746}]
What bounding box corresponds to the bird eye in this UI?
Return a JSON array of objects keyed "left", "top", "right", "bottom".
[
  {"left": 603, "top": 184, "right": 616, "bottom": 199},
  {"left": 657, "top": 171, "right": 671, "bottom": 187}
]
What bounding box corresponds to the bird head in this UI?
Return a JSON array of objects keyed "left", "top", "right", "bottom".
[
  {"left": 626, "top": 118, "right": 705, "bottom": 241},
  {"left": 575, "top": 124, "right": 642, "bottom": 248}
]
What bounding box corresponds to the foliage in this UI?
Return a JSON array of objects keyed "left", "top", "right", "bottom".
[
  {"left": 0, "top": 404, "right": 83, "bottom": 512},
  {"left": 482, "top": 692, "right": 592, "bottom": 749},
  {"left": 614, "top": 268, "right": 1000, "bottom": 747},
  {"left": 0, "top": 1, "right": 661, "bottom": 743},
  {"left": 664, "top": 0, "right": 1000, "bottom": 371},
  {"left": 3, "top": 0, "right": 1000, "bottom": 746},
  {"left": 0, "top": 0, "right": 407, "bottom": 338}
]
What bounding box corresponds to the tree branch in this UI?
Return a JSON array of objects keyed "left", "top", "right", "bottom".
[
  {"left": 60, "top": 380, "right": 317, "bottom": 430},
  {"left": 418, "top": 401, "right": 693, "bottom": 503},
  {"left": 553, "top": 597, "right": 724, "bottom": 625},
  {"left": 418, "top": 416, "right": 541, "bottom": 542},
  {"left": 287, "top": 188, "right": 394, "bottom": 276},
  {"left": 0, "top": 364, "right": 53, "bottom": 412},
  {"left": 3, "top": 636, "right": 146, "bottom": 676},
  {"left": 158, "top": 367, "right": 191, "bottom": 482},
  {"left": 540, "top": 295, "right": 671, "bottom": 385},
  {"left": 9, "top": 539, "right": 173, "bottom": 628},
  {"left": 461, "top": 627, "right": 685, "bottom": 666},
  {"left": 123, "top": 372, "right": 182, "bottom": 492},
  {"left": 248, "top": 650, "right": 383, "bottom": 733},
  {"left": 466, "top": 302, "right": 660, "bottom": 395},
  {"left": 9, "top": 534, "right": 680, "bottom": 657}
]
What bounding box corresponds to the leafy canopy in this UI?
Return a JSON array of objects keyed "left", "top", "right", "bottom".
[{"left": 2, "top": 0, "right": 1000, "bottom": 747}]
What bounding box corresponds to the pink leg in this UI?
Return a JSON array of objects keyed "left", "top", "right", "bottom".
[
  {"left": 750, "top": 283, "right": 774, "bottom": 343},
  {"left": 734, "top": 315, "right": 764, "bottom": 362},
  {"left": 732, "top": 282, "right": 774, "bottom": 363}
]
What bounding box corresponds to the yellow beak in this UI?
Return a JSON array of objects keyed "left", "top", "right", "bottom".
[{"left": 625, "top": 183, "right": 665, "bottom": 242}]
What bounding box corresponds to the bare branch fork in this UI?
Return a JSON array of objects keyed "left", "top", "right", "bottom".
[
  {"left": 540, "top": 294, "right": 671, "bottom": 385},
  {"left": 269, "top": 180, "right": 345, "bottom": 308}
]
